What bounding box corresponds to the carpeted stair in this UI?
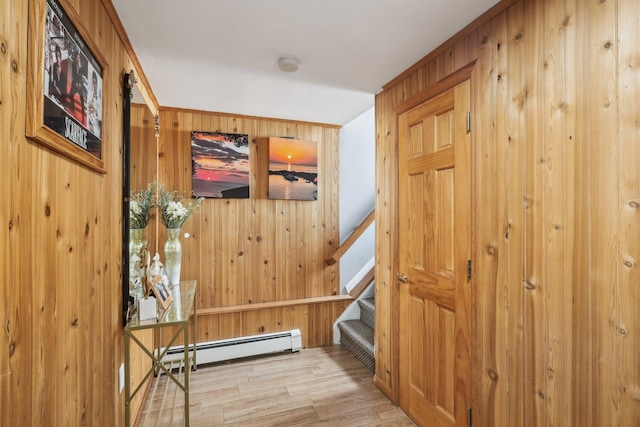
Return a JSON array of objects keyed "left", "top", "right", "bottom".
[{"left": 338, "top": 298, "right": 375, "bottom": 373}]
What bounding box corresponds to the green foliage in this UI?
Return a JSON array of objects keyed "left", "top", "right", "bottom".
[{"left": 129, "top": 184, "right": 155, "bottom": 229}]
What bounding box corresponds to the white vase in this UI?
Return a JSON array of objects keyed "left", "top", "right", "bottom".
[
  {"left": 163, "top": 227, "right": 182, "bottom": 287},
  {"left": 129, "top": 228, "right": 145, "bottom": 257}
]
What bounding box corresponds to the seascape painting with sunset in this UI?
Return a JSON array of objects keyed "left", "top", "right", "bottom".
[
  {"left": 191, "top": 131, "right": 250, "bottom": 198},
  {"left": 268, "top": 137, "right": 318, "bottom": 200}
]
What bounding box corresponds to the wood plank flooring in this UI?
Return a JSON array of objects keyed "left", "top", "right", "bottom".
[{"left": 139, "top": 345, "right": 416, "bottom": 426}]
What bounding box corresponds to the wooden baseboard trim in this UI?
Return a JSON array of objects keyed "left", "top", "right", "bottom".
[{"left": 374, "top": 375, "right": 396, "bottom": 404}]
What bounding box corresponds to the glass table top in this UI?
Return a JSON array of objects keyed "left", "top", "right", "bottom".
[{"left": 125, "top": 280, "right": 196, "bottom": 330}]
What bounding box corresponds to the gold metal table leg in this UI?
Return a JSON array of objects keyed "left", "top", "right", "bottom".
[{"left": 184, "top": 321, "right": 189, "bottom": 426}]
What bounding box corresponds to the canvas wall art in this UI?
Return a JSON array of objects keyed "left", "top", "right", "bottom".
[
  {"left": 268, "top": 137, "right": 318, "bottom": 201},
  {"left": 191, "top": 131, "right": 250, "bottom": 198}
]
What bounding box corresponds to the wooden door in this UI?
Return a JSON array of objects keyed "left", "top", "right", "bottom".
[{"left": 398, "top": 79, "right": 471, "bottom": 427}]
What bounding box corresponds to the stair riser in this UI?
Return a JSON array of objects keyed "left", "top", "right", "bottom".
[
  {"left": 339, "top": 329, "right": 375, "bottom": 373},
  {"left": 358, "top": 299, "right": 375, "bottom": 330},
  {"left": 339, "top": 298, "right": 376, "bottom": 373}
]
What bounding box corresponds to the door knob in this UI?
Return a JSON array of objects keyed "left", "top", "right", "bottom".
[{"left": 397, "top": 273, "right": 408, "bottom": 283}]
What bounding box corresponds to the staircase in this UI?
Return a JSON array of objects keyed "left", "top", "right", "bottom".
[{"left": 338, "top": 297, "right": 375, "bottom": 373}]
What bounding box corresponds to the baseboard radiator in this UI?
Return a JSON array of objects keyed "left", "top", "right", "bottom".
[{"left": 160, "top": 329, "right": 302, "bottom": 365}]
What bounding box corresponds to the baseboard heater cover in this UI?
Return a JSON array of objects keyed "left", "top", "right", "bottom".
[{"left": 160, "top": 329, "right": 302, "bottom": 365}]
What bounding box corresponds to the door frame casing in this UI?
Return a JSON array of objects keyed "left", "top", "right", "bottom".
[{"left": 383, "top": 61, "right": 477, "bottom": 414}]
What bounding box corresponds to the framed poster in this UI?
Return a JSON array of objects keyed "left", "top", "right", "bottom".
[
  {"left": 191, "top": 131, "right": 250, "bottom": 198},
  {"left": 268, "top": 137, "right": 318, "bottom": 200},
  {"left": 26, "top": 0, "right": 107, "bottom": 173}
]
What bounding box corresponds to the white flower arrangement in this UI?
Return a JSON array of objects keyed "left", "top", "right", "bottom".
[
  {"left": 129, "top": 184, "right": 155, "bottom": 229},
  {"left": 158, "top": 184, "right": 204, "bottom": 229}
]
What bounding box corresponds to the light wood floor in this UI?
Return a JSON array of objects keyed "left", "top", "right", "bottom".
[{"left": 139, "top": 345, "right": 416, "bottom": 426}]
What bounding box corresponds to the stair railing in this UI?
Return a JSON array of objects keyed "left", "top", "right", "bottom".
[
  {"left": 330, "top": 210, "right": 376, "bottom": 352},
  {"left": 347, "top": 265, "right": 374, "bottom": 300},
  {"left": 325, "top": 209, "right": 375, "bottom": 302},
  {"left": 325, "top": 209, "right": 375, "bottom": 266}
]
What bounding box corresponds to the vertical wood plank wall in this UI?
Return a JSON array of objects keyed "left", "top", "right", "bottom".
[
  {"left": 3, "top": 0, "right": 638, "bottom": 424},
  {"left": 128, "top": 103, "right": 158, "bottom": 420},
  {"left": 156, "top": 108, "right": 346, "bottom": 348},
  {"left": 374, "top": 0, "right": 640, "bottom": 425},
  {"left": 1, "top": 0, "right": 137, "bottom": 425},
  {"left": 131, "top": 103, "right": 159, "bottom": 253}
]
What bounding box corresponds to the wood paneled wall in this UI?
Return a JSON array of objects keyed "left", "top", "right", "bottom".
[
  {"left": 156, "top": 108, "right": 346, "bottom": 348},
  {"left": 374, "top": 0, "right": 640, "bottom": 425},
  {"left": 130, "top": 103, "right": 159, "bottom": 253},
  {"left": 130, "top": 104, "right": 158, "bottom": 192},
  {"left": 1, "top": 0, "right": 140, "bottom": 425},
  {"left": 128, "top": 103, "right": 158, "bottom": 421}
]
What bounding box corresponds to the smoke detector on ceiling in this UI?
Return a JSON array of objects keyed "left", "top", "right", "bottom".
[{"left": 278, "top": 56, "right": 299, "bottom": 72}]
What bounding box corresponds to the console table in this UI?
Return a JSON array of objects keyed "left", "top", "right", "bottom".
[{"left": 124, "top": 280, "right": 197, "bottom": 427}]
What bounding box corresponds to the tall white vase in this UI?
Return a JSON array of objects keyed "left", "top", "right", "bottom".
[{"left": 163, "top": 227, "right": 182, "bottom": 287}]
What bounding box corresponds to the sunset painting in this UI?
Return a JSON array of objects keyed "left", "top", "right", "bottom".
[
  {"left": 191, "top": 131, "right": 250, "bottom": 198},
  {"left": 268, "top": 137, "right": 318, "bottom": 201}
]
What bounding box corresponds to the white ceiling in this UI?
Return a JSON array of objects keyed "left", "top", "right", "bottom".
[{"left": 112, "top": 0, "right": 499, "bottom": 126}]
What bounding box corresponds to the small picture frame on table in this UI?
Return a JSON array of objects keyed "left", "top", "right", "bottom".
[{"left": 150, "top": 268, "right": 174, "bottom": 311}]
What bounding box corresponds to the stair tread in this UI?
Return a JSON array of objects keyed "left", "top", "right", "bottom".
[
  {"left": 357, "top": 298, "right": 375, "bottom": 330},
  {"left": 358, "top": 298, "right": 375, "bottom": 311},
  {"left": 338, "top": 319, "right": 374, "bottom": 349},
  {"left": 338, "top": 319, "right": 375, "bottom": 374}
]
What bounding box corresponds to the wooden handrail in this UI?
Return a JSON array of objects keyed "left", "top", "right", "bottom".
[
  {"left": 197, "top": 295, "right": 354, "bottom": 316},
  {"left": 325, "top": 209, "right": 375, "bottom": 265},
  {"left": 348, "top": 266, "right": 375, "bottom": 301}
]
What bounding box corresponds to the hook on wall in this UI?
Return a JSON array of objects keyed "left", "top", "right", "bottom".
[{"left": 126, "top": 70, "right": 138, "bottom": 98}]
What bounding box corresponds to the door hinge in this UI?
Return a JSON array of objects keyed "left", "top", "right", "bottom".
[
  {"left": 466, "top": 111, "right": 471, "bottom": 133},
  {"left": 468, "top": 407, "right": 472, "bottom": 427},
  {"left": 467, "top": 260, "right": 472, "bottom": 279}
]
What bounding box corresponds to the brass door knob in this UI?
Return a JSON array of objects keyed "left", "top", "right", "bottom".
[{"left": 397, "top": 273, "right": 408, "bottom": 283}]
